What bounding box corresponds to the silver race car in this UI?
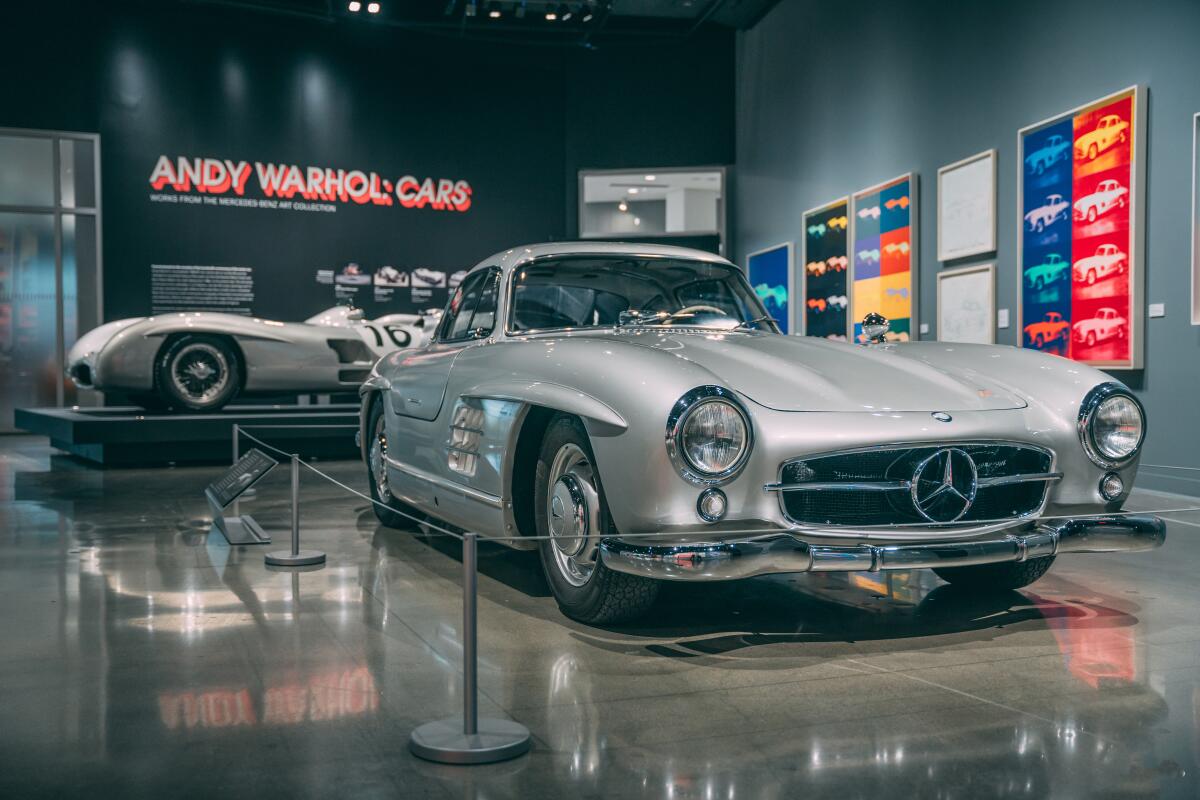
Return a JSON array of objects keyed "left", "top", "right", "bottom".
[
  {"left": 68, "top": 304, "right": 437, "bottom": 411},
  {"left": 360, "top": 243, "right": 1164, "bottom": 623}
]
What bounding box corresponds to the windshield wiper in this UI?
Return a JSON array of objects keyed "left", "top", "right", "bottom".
[
  {"left": 616, "top": 310, "right": 672, "bottom": 328},
  {"left": 733, "top": 314, "right": 776, "bottom": 331}
]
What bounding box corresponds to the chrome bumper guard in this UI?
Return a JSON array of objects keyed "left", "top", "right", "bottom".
[{"left": 598, "top": 515, "right": 1166, "bottom": 582}]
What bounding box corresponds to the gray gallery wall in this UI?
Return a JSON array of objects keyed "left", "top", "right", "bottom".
[{"left": 734, "top": 0, "right": 1200, "bottom": 495}]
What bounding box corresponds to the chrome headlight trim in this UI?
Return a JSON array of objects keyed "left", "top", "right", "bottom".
[
  {"left": 665, "top": 386, "right": 753, "bottom": 486},
  {"left": 1078, "top": 382, "right": 1146, "bottom": 469}
]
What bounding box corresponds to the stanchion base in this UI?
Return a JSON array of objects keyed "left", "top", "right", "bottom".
[
  {"left": 264, "top": 549, "right": 326, "bottom": 567},
  {"left": 409, "top": 718, "right": 532, "bottom": 764}
]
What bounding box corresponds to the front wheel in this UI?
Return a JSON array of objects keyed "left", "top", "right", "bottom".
[
  {"left": 934, "top": 556, "right": 1055, "bottom": 590},
  {"left": 535, "top": 415, "right": 659, "bottom": 624},
  {"left": 156, "top": 334, "right": 241, "bottom": 411}
]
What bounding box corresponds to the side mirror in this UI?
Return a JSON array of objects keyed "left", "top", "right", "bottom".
[{"left": 861, "top": 312, "right": 890, "bottom": 344}]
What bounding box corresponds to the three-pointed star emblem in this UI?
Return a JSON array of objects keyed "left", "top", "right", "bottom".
[{"left": 910, "top": 448, "right": 979, "bottom": 522}]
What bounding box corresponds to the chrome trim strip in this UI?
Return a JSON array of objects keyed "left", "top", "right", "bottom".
[
  {"left": 384, "top": 455, "right": 503, "bottom": 508},
  {"left": 976, "top": 471, "right": 1063, "bottom": 488},
  {"left": 763, "top": 480, "right": 911, "bottom": 493},
  {"left": 599, "top": 514, "right": 1165, "bottom": 582}
]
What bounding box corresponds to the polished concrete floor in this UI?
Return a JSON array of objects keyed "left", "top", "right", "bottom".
[{"left": 2, "top": 434, "right": 1199, "bottom": 798}]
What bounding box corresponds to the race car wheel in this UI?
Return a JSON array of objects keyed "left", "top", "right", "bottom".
[
  {"left": 1118, "top": 325, "right": 1126, "bottom": 339},
  {"left": 535, "top": 414, "right": 658, "bottom": 624},
  {"left": 1087, "top": 269, "right": 1096, "bottom": 285},
  {"left": 934, "top": 555, "right": 1055, "bottom": 591},
  {"left": 1034, "top": 277, "right": 1045, "bottom": 291},
  {"left": 1033, "top": 334, "right": 1044, "bottom": 348},
  {"left": 1087, "top": 331, "right": 1097, "bottom": 347},
  {"left": 366, "top": 397, "right": 421, "bottom": 528},
  {"left": 1035, "top": 220, "right": 1045, "bottom": 233},
  {"left": 1088, "top": 143, "right": 1098, "bottom": 160},
  {"left": 157, "top": 334, "right": 240, "bottom": 411},
  {"left": 1118, "top": 195, "right": 1126, "bottom": 209}
]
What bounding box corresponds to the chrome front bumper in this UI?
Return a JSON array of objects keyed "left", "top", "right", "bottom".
[{"left": 598, "top": 515, "right": 1166, "bottom": 582}]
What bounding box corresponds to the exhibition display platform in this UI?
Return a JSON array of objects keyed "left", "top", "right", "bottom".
[{"left": 14, "top": 404, "right": 360, "bottom": 466}]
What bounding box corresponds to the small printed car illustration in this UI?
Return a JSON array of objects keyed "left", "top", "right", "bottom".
[
  {"left": 1025, "top": 254, "right": 1070, "bottom": 290},
  {"left": 806, "top": 260, "right": 827, "bottom": 276},
  {"left": 412, "top": 268, "right": 448, "bottom": 288},
  {"left": 807, "top": 297, "right": 827, "bottom": 312},
  {"left": 1073, "top": 179, "right": 1128, "bottom": 223},
  {"left": 857, "top": 248, "right": 880, "bottom": 263},
  {"left": 826, "top": 215, "right": 848, "bottom": 230},
  {"left": 883, "top": 241, "right": 910, "bottom": 256},
  {"left": 1024, "top": 311, "right": 1069, "bottom": 348},
  {"left": 374, "top": 266, "right": 410, "bottom": 287},
  {"left": 807, "top": 223, "right": 827, "bottom": 237},
  {"left": 1025, "top": 194, "right": 1070, "bottom": 233},
  {"left": 884, "top": 195, "right": 910, "bottom": 210},
  {"left": 1072, "top": 244, "right": 1127, "bottom": 285},
  {"left": 1025, "top": 134, "right": 1071, "bottom": 174},
  {"left": 1073, "top": 307, "right": 1127, "bottom": 347},
  {"left": 826, "top": 294, "right": 848, "bottom": 309},
  {"left": 826, "top": 255, "right": 849, "bottom": 271},
  {"left": 66, "top": 304, "right": 437, "bottom": 411},
  {"left": 360, "top": 242, "right": 1162, "bottom": 624},
  {"left": 1074, "top": 114, "right": 1129, "bottom": 161},
  {"left": 857, "top": 205, "right": 880, "bottom": 220},
  {"left": 755, "top": 283, "right": 788, "bottom": 309}
]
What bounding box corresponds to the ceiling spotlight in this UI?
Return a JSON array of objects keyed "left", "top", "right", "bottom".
[
  {"left": 627, "top": 187, "right": 639, "bottom": 195},
  {"left": 618, "top": 200, "right": 628, "bottom": 212},
  {"left": 581, "top": 4, "right": 594, "bottom": 21},
  {"left": 367, "top": 1, "right": 380, "bottom": 12},
  {"left": 545, "top": 9, "right": 557, "bottom": 19},
  {"left": 634, "top": 216, "right": 642, "bottom": 226},
  {"left": 348, "top": 0, "right": 361, "bottom": 10},
  {"left": 488, "top": 1, "right": 501, "bottom": 17},
  {"left": 560, "top": 3, "right": 572, "bottom": 20},
  {"left": 645, "top": 174, "right": 656, "bottom": 181}
]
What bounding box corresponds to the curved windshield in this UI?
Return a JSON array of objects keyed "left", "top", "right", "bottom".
[{"left": 508, "top": 256, "right": 778, "bottom": 333}]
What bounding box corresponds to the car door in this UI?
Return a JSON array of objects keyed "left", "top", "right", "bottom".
[{"left": 388, "top": 268, "right": 499, "bottom": 423}]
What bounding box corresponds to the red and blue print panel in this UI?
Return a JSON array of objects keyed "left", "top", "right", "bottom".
[
  {"left": 1020, "top": 88, "right": 1138, "bottom": 367},
  {"left": 802, "top": 198, "right": 849, "bottom": 340},
  {"left": 852, "top": 175, "right": 914, "bottom": 342}
]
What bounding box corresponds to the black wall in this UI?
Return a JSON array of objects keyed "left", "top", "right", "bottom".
[{"left": 2, "top": 2, "right": 733, "bottom": 322}]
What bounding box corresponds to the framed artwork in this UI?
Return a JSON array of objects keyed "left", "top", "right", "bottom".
[
  {"left": 801, "top": 197, "right": 849, "bottom": 340},
  {"left": 746, "top": 242, "right": 793, "bottom": 334},
  {"left": 937, "top": 263, "right": 995, "bottom": 344},
  {"left": 850, "top": 173, "right": 917, "bottom": 342},
  {"left": 1192, "top": 112, "right": 1200, "bottom": 325},
  {"left": 937, "top": 149, "right": 997, "bottom": 261},
  {"left": 1018, "top": 85, "right": 1146, "bottom": 368}
]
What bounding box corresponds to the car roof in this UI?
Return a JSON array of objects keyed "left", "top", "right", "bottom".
[{"left": 471, "top": 241, "right": 735, "bottom": 276}]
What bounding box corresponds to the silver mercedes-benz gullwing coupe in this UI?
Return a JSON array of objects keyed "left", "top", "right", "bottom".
[{"left": 359, "top": 243, "right": 1164, "bottom": 624}]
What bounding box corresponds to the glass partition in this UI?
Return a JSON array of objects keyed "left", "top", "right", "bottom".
[{"left": 578, "top": 167, "right": 726, "bottom": 255}]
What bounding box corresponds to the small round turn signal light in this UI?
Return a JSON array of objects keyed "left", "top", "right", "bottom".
[
  {"left": 1100, "top": 472, "right": 1124, "bottom": 501},
  {"left": 697, "top": 488, "right": 727, "bottom": 523}
]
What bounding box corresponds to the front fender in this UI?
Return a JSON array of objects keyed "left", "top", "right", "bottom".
[{"left": 461, "top": 378, "right": 627, "bottom": 432}]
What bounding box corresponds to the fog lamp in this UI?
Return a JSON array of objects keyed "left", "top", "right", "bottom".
[
  {"left": 1100, "top": 472, "right": 1124, "bottom": 501},
  {"left": 697, "top": 488, "right": 727, "bottom": 523}
]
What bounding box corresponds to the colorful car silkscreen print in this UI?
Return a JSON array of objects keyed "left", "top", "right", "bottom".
[
  {"left": 851, "top": 175, "right": 915, "bottom": 342},
  {"left": 1020, "top": 88, "right": 1139, "bottom": 366},
  {"left": 746, "top": 243, "right": 792, "bottom": 334},
  {"left": 801, "top": 198, "right": 849, "bottom": 340}
]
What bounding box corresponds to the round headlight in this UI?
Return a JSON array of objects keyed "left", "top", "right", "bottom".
[
  {"left": 667, "top": 387, "right": 753, "bottom": 485},
  {"left": 682, "top": 400, "right": 748, "bottom": 474},
  {"left": 1079, "top": 384, "right": 1145, "bottom": 467}
]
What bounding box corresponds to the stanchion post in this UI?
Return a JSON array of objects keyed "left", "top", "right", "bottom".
[
  {"left": 231, "top": 423, "right": 240, "bottom": 518},
  {"left": 409, "top": 531, "right": 531, "bottom": 764},
  {"left": 265, "top": 454, "right": 326, "bottom": 568}
]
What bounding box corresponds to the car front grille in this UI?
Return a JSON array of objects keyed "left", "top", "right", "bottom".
[{"left": 771, "top": 443, "right": 1057, "bottom": 527}]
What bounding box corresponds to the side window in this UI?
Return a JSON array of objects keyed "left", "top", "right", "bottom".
[{"left": 438, "top": 271, "right": 486, "bottom": 342}]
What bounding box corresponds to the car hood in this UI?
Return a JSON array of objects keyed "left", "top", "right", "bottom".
[{"left": 598, "top": 330, "right": 1028, "bottom": 412}]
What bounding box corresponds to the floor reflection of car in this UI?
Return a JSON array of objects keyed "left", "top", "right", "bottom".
[
  {"left": 1073, "top": 179, "right": 1128, "bottom": 223},
  {"left": 1024, "top": 311, "right": 1069, "bottom": 347},
  {"left": 1075, "top": 114, "right": 1129, "bottom": 161},
  {"left": 1026, "top": 133, "right": 1070, "bottom": 174},
  {"left": 1025, "top": 253, "right": 1069, "bottom": 290},
  {"left": 1025, "top": 193, "right": 1070, "bottom": 232},
  {"left": 1073, "top": 244, "right": 1127, "bottom": 285},
  {"left": 1074, "top": 307, "right": 1126, "bottom": 347}
]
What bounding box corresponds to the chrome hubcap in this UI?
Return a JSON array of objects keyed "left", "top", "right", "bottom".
[
  {"left": 170, "top": 343, "right": 229, "bottom": 404},
  {"left": 370, "top": 415, "right": 392, "bottom": 502},
  {"left": 546, "top": 443, "right": 600, "bottom": 587}
]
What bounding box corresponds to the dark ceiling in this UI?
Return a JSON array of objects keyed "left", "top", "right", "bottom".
[{"left": 177, "top": 0, "right": 782, "bottom": 46}]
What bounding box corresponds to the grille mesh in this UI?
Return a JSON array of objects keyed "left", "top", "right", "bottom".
[{"left": 779, "top": 444, "right": 1052, "bottom": 526}]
